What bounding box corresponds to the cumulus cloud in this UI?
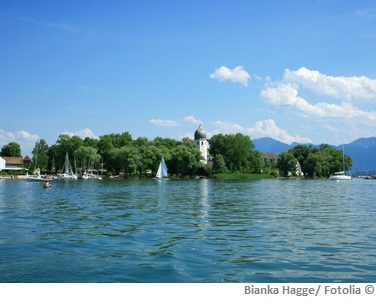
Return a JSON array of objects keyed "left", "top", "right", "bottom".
[
  {"left": 210, "top": 66, "right": 250, "bottom": 86},
  {"left": 62, "top": 128, "right": 99, "bottom": 139},
  {"left": 284, "top": 67, "right": 376, "bottom": 102},
  {"left": 261, "top": 67, "right": 376, "bottom": 121},
  {"left": 149, "top": 119, "right": 180, "bottom": 127},
  {"left": 184, "top": 115, "right": 203, "bottom": 125},
  {"left": 0, "top": 129, "right": 39, "bottom": 143},
  {"left": 211, "top": 119, "right": 311, "bottom": 144},
  {"left": 0, "top": 129, "right": 40, "bottom": 156},
  {"left": 248, "top": 119, "right": 312, "bottom": 144},
  {"left": 211, "top": 120, "right": 246, "bottom": 134}
]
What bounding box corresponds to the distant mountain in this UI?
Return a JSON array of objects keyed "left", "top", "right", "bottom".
[
  {"left": 252, "top": 137, "right": 291, "bottom": 155},
  {"left": 344, "top": 137, "right": 376, "bottom": 174},
  {"left": 253, "top": 136, "right": 376, "bottom": 174}
]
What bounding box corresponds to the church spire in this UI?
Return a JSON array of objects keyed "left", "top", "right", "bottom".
[
  {"left": 194, "top": 124, "right": 207, "bottom": 140},
  {"left": 194, "top": 124, "right": 208, "bottom": 164}
]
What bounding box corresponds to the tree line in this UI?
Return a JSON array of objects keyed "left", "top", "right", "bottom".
[
  {"left": 277, "top": 144, "right": 353, "bottom": 177},
  {"left": 1, "top": 132, "right": 352, "bottom": 178}
]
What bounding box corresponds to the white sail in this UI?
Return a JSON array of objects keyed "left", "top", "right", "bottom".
[
  {"left": 59, "top": 153, "right": 78, "bottom": 180},
  {"left": 155, "top": 157, "right": 168, "bottom": 179}
]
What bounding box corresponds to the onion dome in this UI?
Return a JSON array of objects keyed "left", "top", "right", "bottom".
[{"left": 194, "top": 124, "right": 206, "bottom": 140}]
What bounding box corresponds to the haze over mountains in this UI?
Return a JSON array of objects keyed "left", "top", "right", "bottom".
[{"left": 253, "top": 137, "right": 376, "bottom": 175}]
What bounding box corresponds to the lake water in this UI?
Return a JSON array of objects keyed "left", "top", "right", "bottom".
[{"left": 0, "top": 178, "right": 375, "bottom": 283}]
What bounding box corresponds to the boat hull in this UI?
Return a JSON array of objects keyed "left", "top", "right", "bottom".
[
  {"left": 27, "top": 175, "right": 53, "bottom": 182},
  {"left": 58, "top": 173, "right": 78, "bottom": 180},
  {"left": 329, "top": 175, "right": 351, "bottom": 180}
]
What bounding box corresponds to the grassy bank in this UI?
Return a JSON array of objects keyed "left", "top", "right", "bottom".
[{"left": 211, "top": 173, "right": 275, "bottom": 180}]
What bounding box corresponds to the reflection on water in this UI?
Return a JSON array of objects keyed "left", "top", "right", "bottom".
[{"left": 0, "top": 178, "right": 375, "bottom": 282}]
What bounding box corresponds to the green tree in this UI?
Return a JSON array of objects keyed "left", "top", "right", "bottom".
[
  {"left": 97, "top": 132, "right": 132, "bottom": 173},
  {"left": 169, "top": 144, "right": 203, "bottom": 176},
  {"left": 154, "top": 137, "right": 180, "bottom": 149},
  {"left": 74, "top": 146, "right": 101, "bottom": 172},
  {"left": 110, "top": 132, "right": 133, "bottom": 148},
  {"left": 290, "top": 145, "right": 315, "bottom": 174},
  {"left": 132, "top": 137, "right": 171, "bottom": 176},
  {"left": 54, "top": 134, "right": 84, "bottom": 171},
  {"left": 83, "top": 137, "right": 99, "bottom": 149},
  {"left": 97, "top": 134, "right": 114, "bottom": 166},
  {"left": 278, "top": 144, "right": 353, "bottom": 178},
  {"left": 31, "top": 140, "right": 49, "bottom": 172},
  {"left": 1, "top": 142, "right": 21, "bottom": 157},
  {"left": 109, "top": 146, "right": 141, "bottom": 176},
  {"left": 277, "top": 151, "right": 298, "bottom": 177},
  {"left": 208, "top": 133, "right": 260, "bottom": 173},
  {"left": 262, "top": 155, "right": 278, "bottom": 175},
  {"left": 212, "top": 154, "right": 227, "bottom": 173},
  {"left": 249, "top": 150, "right": 263, "bottom": 173}
]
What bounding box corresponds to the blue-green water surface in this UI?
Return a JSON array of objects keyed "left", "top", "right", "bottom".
[{"left": 0, "top": 178, "right": 375, "bottom": 282}]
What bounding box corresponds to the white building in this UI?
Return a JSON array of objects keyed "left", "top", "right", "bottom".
[
  {"left": 194, "top": 124, "right": 209, "bottom": 164},
  {"left": 0, "top": 156, "right": 5, "bottom": 171}
]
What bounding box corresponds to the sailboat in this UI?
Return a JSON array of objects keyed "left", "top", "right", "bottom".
[
  {"left": 26, "top": 168, "right": 52, "bottom": 182},
  {"left": 58, "top": 153, "right": 78, "bottom": 180},
  {"left": 329, "top": 145, "right": 351, "bottom": 180},
  {"left": 154, "top": 157, "right": 169, "bottom": 180}
]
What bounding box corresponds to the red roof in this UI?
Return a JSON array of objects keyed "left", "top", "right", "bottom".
[{"left": 2, "top": 157, "right": 23, "bottom": 165}]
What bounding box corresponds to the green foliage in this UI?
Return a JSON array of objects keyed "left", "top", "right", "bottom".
[
  {"left": 212, "top": 173, "right": 275, "bottom": 180},
  {"left": 31, "top": 140, "right": 50, "bottom": 171},
  {"left": 1, "top": 142, "right": 21, "bottom": 157},
  {"left": 83, "top": 137, "right": 99, "bottom": 148},
  {"left": 51, "top": 134, "right": 84, "bottom": 171},
  {"left": 208, "top": 133, "right": 261, "bottom": 174},
  {"left": 213, "top": 154, "right": 227, "bottom": 173},
  {"left": 168, "top": 141, "right": 203, "bottom": 176},
  {"left": 277, "top": 144, "right": 353, "bottom": 178},
  {"left": 109, "top": 146, "right": 142, "bottom": 176},
  {"left": 74, "top": 146, "right": 101, "bottom": 171},
  {"left": 261, "top": 155, "right": 278, "bottom": 176},
  {"left": 5, "top": 129, "right": 352, "bottom": 179},
  {"left": 277, "top": 151, "right": 299, "bottom": 177}
]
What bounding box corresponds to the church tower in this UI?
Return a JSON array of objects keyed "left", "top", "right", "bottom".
[{"left": 194, "top": 124, "right": 208, "bottom": 164}]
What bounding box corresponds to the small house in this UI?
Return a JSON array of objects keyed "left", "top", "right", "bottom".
[{"left": 1, "top": 156, "right": 27, "bottom": 171}]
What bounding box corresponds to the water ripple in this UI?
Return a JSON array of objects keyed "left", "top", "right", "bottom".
[{"left": 0, "top": 178, "right": 375, "bottom": 282}]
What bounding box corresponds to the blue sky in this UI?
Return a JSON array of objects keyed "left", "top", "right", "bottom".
[{"left": 1, "top": 0, "right": 376, "bottom": 156}]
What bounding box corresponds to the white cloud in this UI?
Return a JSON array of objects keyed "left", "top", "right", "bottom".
[
  {"left": 284, "top": 67, "right": 376, "bottom": 102},
  {"left": 149, "top": 119, "right": 180, "bottom": 127},
  {"left": 211, "top": 120, "right": 246, "bottom": 134},
  {"left": 184, "top": 115, "right": 203, "bottom": 125},
  {"left": 17, "top": 130, "right": 39, "bottom": 142},
  {"left": 0, "top": 129, "right": 39, "bottom": 144},
  {"left": 210, "top": 66, "right": 250, "bottom": 86},
  {"left": 0, "top": 129, "right": 40, "bottom": 156},
  {"left": 261, "top": 68, "right": 376, "bottom": 121},
  {"left": 62, "top": 128, "right": 99, "bottom": 139},
  {"left": 322, "top": 123, "right": 339, "bottom": 133},
  {"left": 210, "top": 119, "right": 311, "bottom": 144},
  {"left": 248, "top": 119, "right": 312, "bottom": 144}
]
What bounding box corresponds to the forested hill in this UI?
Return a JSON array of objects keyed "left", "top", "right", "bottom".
[{"left": 253, "top": 137, "right": 376, "bottom": 175}]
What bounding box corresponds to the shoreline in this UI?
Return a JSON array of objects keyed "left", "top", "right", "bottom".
[{"left": 0, "top": 175, "right": 28, "bottom": 179}]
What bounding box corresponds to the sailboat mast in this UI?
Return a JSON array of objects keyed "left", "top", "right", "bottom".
[{"left": 34, "top": 141, "right": 38, "bottom": 170}]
